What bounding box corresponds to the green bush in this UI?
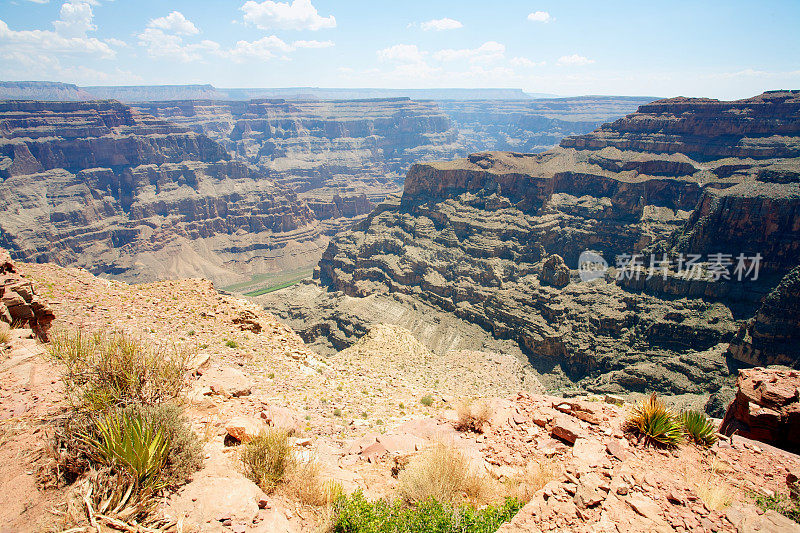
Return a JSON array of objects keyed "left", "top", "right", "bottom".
[
  {"left": 624, "top": 392, "right": 684, "bottom": 447},
  {"left": 241, "top": 430, "right": 293, "bottom": 493},
  {"left": 680, "top": 410, "right": 718, "bottom": 447},
  {"left": 48, "top": 329, "right": 189, "bottom": 410},
  {"left": 225, "top": 340, "right": 238, "bottom": 348},
  {"left": 331, "top": 491, "right": 523, "bottom": 533},
  {"left": 420, "top": 394, "right": 434, "bottom": 407}
]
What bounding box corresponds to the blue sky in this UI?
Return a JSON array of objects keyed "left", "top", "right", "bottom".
[{"left": 0, "top": 0, "right": 798, "bottom": 98}]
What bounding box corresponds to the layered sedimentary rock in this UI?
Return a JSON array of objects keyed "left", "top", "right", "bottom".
[
  {"left": 273, "top": 91, "right": 800, "bottom": 394},
  {"left": 0, "top": 100, "right": 323, "bottom": 285},
  {"left": 0, "top": 248, "right": 54, "bottom": 338}
]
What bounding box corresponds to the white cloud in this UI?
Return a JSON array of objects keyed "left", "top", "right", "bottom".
[
  {"left": 25, "top": 0, "right": 51, "bottom": 3},
  {"left": 527, "top": 11, "right": 552, "bottom": 23},
  {"left": 292, "top": 39, "right": 334, "bottom": 49},
  {"left": 137, "top": 27, "right": 220, "bottom": 62},
  {"left": 0, "top": 1, "right": 115, "bottom": 60},
  {"left": 433, "top": 41, "right": 505, "bottom": 63},
  {"left": 420, "top": 18, "right": 463, "bottom": 31},
  {"left": 224, "top": 36, "right": 333, "bottom": 63},
  {"left": 510, "top": 56, "right": 545, "bottom": 68},
  {"left": 147, "top": 11, "right": 199, "bottom": 36},
  {"left": 557, "top": 54, "right": 594, "bottom": 66},
  {"left": 241, "top": 0, "right": 335, "bottom": 31},
  {"left": 377, "top": 44, "right": 425, "bottom": 63},
  {"left": 52, "top": 0, "right": 96, "bottom": 36}
]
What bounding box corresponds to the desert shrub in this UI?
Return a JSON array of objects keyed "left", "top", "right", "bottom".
[
  {"left": 680, "top": 410, "right": 718, "bottom": 446},
  {"left": 624, "top": 392, "right": 684, "bottom": 447},
  {"left": 48, "top": 328, "right": 190, "bottom": 410},
  {"left": 53, "top": 402, "right": 202, "bottom": 490},
  {"left": 756, "top": 493, "right": 800, "bottom": 523},
  {"left": 331, "top": 491, "right": 523, "bottom": 533},
  {"left": 241, "top": 429, "right": 293, "bottom": 493},
  {"left": 420, "top": 394, "right": 434, "bottom": 407},
  {"left": 455, "top": 399, "right": 492, "bottom": 433},
  {"left": 225, "top": 339, "right": 238, "bottom": 348},
  {"left": 398, "top": 443, "right": 491, "bottom": 505},
  {"left": 0, "top": 321, "right": 10, "bottom": 344}
]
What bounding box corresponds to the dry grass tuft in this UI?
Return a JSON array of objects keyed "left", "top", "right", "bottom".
[
  {"left": 241, "top": 429, "right": 293, "bottom": 494},
  {"left": 287, "top": 460, "right": 344, "bottom": 507},
  {"left": 0, "top": 321, "right": 10, "bottom": 345},
  {"left": 455, "top": 399, "right": 492, "bottom": 434},
  {"left": 677, "top": 450, "right": 734, "bottom": 511},
  {"left": 398, "top": 442, "right": 493, "bottom": 505},
  {"left": 505, "top": 458, "right": 560, "bottom": 501},
  {"left": 48, "top": 328, "right": 191, "bottom": 410}
]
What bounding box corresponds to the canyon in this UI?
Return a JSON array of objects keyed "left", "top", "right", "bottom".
[
  {"left": 0, "top": 84, "right": 651, "bottom": 291},
  {"left": 264, "top": 90, "right": 800, "bottom": 403}
]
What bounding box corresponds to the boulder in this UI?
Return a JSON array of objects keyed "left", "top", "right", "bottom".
[
  {"left": 225, "top": 416, "right": 264, "bottom": 443},
  {"left": 720, "top": 367, "right": 800, "bottom": 450},
  {"left": 0, "top": 249, "right": 55, "bottom": 339},
  {"left": 260, "top": 405, "right": 302, "bottom": 435},
  {"left": 551, "top": 415, "right": 584, "bottom": 444}
]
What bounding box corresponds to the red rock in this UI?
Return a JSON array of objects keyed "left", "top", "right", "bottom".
[
  {"left": 360, "top": 442, "right": 388, "bottom": 462},
  {"left": 551, "top": 415, "right": 584, "bottom": 444}
]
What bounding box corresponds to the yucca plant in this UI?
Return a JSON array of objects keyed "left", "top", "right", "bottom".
[
  {"left": 624, "top": 392, "right": 684, "bottom": 447},
  {"left": 83, "top": 412, "right": 171, "bottom": 493},
  {"left": 681, "top": 410, "right": 718, "bottom": 446}
]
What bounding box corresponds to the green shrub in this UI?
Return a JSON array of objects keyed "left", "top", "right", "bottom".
[
  {"left": 48, "top": 329, "right": 190, "bottom": 410},
  {"left": 420, "top": 394, "right": 434, "bottom": 407},
  {"left": 624, "top": 392, "right": 684, "bottom": 447},
  {"left": 225, "top": 340, "right": 238, "bottom": 348},
  {"left": 680, "top": 410, "right": 718, "bottom": 447},
  {"left": 331, "top": 491, "right": 523, "bottom": 533},
  {"left": 241, "top": 430, "right": 293, "bottom": 493},
  {"left": 334, "top": 408, "right": 343, "bottom": 417}
]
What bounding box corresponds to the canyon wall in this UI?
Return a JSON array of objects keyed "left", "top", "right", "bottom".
[
  {"left": 271, "top": 91, "right": 800, "bottom": 395},
  {"left": 0, "top": 100, "right": 324, "bottom": 285}
]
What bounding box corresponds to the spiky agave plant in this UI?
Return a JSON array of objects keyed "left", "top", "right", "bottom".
[
  {"left": 624, "top": 392, "right": 684, "bottom": 447},
  {"left": 681, "top": 410, "right": 718, "bottom": 446},
  {"left": 84, "top": 411, "right": 171, "bottom": 493}
]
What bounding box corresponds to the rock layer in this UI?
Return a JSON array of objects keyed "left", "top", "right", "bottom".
[{"left": 0, "top": 100, "right": 323, "bottom": 285}]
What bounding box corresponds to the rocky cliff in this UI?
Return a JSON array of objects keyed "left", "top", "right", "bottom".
[
  {"left": 268, "top": 91, "right": 800, "bottom": 397},
  {"left": 133, "top": 98, "right": 463, "bottom": 232},
  {"left": 0, "top": 100, "right": 323, "bottom": 285}
]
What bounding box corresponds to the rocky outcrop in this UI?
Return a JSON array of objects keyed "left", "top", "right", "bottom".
[
  {"left": 0, "top": 100, "right": 322, "bottom": 286},
  {"left": 300, "top": 91, "right": 800, "bottom": 393},
  {"left": 721, "top": 367, "right": 800, "bottom": 450},
  {"left": 728, "top": 265, "right": 800, "bottom": 366},
  {"left": 0, "top": 248, "right": 54, "bottom": 338}
]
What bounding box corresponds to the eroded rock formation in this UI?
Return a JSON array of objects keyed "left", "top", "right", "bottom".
[
  {"left": 0, "top": 100, "right": 323, "bottom": 285},
  {"left": 0, "top": 248, "right": 54, "bottom": 338},
  {"left": 273, "top": 91, "right": 800, "bottom": 394}
]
